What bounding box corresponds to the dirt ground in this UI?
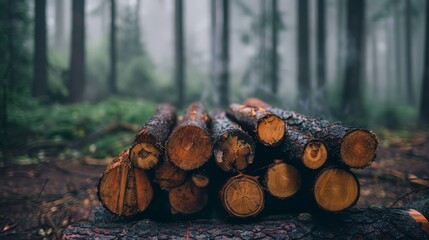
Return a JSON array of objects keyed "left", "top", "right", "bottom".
[{"left": 0, "top": 130, "right": 428, "bottom": 239}]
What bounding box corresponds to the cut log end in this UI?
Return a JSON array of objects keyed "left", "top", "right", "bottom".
[
  {"left": 191, "top": 174, "right": 210, "bottom": 188},
  {"left": 169, "top": 180, "right": 208, "bottom": 215},
  {"left": 214, "top": 132, "right": 254, "bottom": 172},
  {"left": 98, "top": 153, "right": 153, "bottom": 216},
  {"left": 221, "top": 175, "right": 265, "bottom": 218},
  {"left": 265, "top": 161, "right": 301, "bottom": 199},
  {"left": 167, "top": 125, "right": 213, "bottom": 170},
  {"left": 257, "top": 115, "right": 286, "bottom": 146},
  {"left": 341, "top": 129, "right": 378, "bottom": 168},
  {"left": 130, "top": 143, "right": 160, "bottom": 170},
  {"left": 154, "top": 161, "right": 186, "bottom": 190},
  {"left": 314, "top": 168, "right": 359, "bottom": 212},
  {"left": 302, "top": 141, "right": 328, "bottom": 169}
]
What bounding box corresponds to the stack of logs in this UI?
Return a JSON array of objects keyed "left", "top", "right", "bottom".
[{"left": 97, "top": 98, "right": 379, "bottom": 219}]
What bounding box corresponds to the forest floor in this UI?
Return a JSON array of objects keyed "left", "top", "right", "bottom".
[{"left": 0, "top": 129, "right": 428, "bottom": 239}]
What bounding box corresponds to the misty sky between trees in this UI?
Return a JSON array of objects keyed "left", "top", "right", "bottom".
[{"left": 1, "top": 0, "right": 429, "bottom": 129}]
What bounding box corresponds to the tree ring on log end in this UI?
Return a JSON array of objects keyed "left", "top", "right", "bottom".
[
  {"left": 130, "top": 142, "right": 160, "bottom": 170},
  {"left": 214, "top": 132, "right": 255, "bottom": 172},
  {"left": 169, "top": 180, "right": 208, "bottom": 214},
  {"left": 167, "top": 125, "right": 213, "bottom": 170},
  {"left": 302, "top": 141, "right": 328, "bottom": 169},
  {"left": 257, "top": 115, "right": 285, "bottom": 146},
  {"left": 341, "top": 129, "right": 378, "bottom": 168},
  {"left": 314, "top": 168, "right": 359, "bottom": 212},
  {"left": 265, "top": 162, "right": 301, "bottom": 199},
  {"left": 154, "top": 161, "right": 186, "bottom": 190},
  {"left": 222, "top": 175, "right": 265, "bottom": 218}
]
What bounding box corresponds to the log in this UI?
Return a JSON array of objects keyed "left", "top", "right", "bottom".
[
  {"left": 169, "top": 179, "right": 208, "bottom": 215},
  {"left": 283, "top": 128, "right": 328, "bottom": 169},
  {"left": 97, "top": 150, "right": 153, "bottom": 217},
  {"left": 130, "top": 104, "right": 176, "bottom": 170},
  {"left": 313, "top": 168, "right": 360, "bottom": 212},
  {"left": 221, "top": 174, "right": 265, "bottom": 218},
  {"left": 226, "top": 104, "right": 285, "bottom": 147},
  {"left": 166, "top": 102, "right": 213, "bottom": 170},
  {"left": 154, "top": 161, "right": 187, "bottom": 190},
  {"left": 191, "top": 173, "right": 210, "bottom": 188},
  {"left": 265, "top": 160, "right": 301, "bottom": 199},
  {"left": 63, "top": 207, "right": 429, "bottom": 239},
  {"left": 244, "top": 98, "right": 378, "bottom": 168},
  {"left": 211, "top": 112, "right": 255, "bottom": 172}
]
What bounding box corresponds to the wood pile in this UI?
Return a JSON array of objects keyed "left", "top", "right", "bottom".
[{"left": 97, "top": 99, "right": 379, "bottom": 219}]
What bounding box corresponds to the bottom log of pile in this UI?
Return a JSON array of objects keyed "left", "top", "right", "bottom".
[{"left": 63, "top": 207, "right": 429, "bottom": 239}]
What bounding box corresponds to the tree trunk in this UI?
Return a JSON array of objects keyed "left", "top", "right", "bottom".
[
  {"left": 97, "top": 150, "right": 153, "bottom": 217},
  {"left": 213, "top": 0, "right": 229, "bottom": 107},
  {"left": 419, "top": 1, "right": 429, "bottom": 124},
  {"left": 271, "top": 0, "right": 278, "bottom": 94},
  {"left": 371, "top": 25, "right": 379, "bottom": 100},
  {"left": 226, "top": 104, "right": 285, "bottom": 147},
  {"left": 32, "top": 0, "right": 48, "bottom": 98},
  {"left": 109, "top": 0, "right": 117, "bottom": 94},
  {"left": 63, "top": 207, "right": 429, "bottom": 239},
  {"left": 54, "top": 0, "right": 64, "bottom": 50},
  {"left": 210, "top": 112, "right": 255, "bottom": 172},
  {"left": 69, "top": 0, "right": 85, "bottom": 103},
  {"left": 394, "top": 1, "right": 403, "bottom": 100},
  {"left": 130, "top": 104, "right": 176, "bottom": 170},
  {"left": 341, "top": 0, "right": 365, "bottom": 114},
  {"left": 336, "top": 0, "right": 346, "bottom": 83},
  {"left": 297, "top": 0, "right": 310, "bottom": 103},
  {"left": 316, "top": 0, "right": 326, "bottom": 93},
  {"left": 166, "top": 103, "right": 212, "bottom": 170},
  {"left": 174, "top": 0, "right": 185, "bottom": 108},
  {"left": 405, "top": 0, "right": 415, "bottom": 104}
]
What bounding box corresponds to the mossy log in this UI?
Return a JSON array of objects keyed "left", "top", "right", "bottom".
[
  {"left": 211, "top": 112, "right": 255, "bottom": 172},
  {"left": 63, "top": 207, "right": 429, "bottom": 239},
  {"left": 226, "top": 104, "right": 285, "bottom": 147},
  {"left": 130, "top": 104, "right": 176, "bottom": 170},
  {"left": 166, "top": 102, "right": 213, "bottom": 170},
  {"left": 97, "top": 150, "right": 153, "bottom": 217}
]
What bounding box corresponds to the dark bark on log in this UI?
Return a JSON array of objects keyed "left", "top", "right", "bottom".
[
  {"left": 226, "top": 104, "right": 285, "bottom": 147},
  {"left": 63, "top": 207, "right": 429, "bottom": 239},
  {"left": 211, "top": 112, "right": 255, "bottom": 172},
  {"left": 243, "top": 98, "right": 378, "bottom": 168},
  {"left": 166, "top": 102, "right": 213, "bottom": 170},
  {"left": 130, "top": 104, "right": 176, "bottom": 170}
]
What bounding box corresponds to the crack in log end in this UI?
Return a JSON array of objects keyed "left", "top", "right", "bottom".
[
  {"left": 155, "top": 161, "right": 186, "bottom": 190},
  {"left": 265, "top": 161, "right": 301, "bottom": 199},
  {"left": 215, "top": 133, "right": 255, "bottom": 172},
  {"left": 257, "top": 115, "right": 285, "bottom": 146},
  {"left": 130, "top": 143, "right": 160, "bottom": 170},
  {"left": 341, "top": 129, "right": 378, "bottom": 168},
  {"left": 222, "top": 175, "right": 265, "bottom": 218},
  {"left": 314, "top": 168, "right": 360, "bottom": 212},
  {"left": 169, "top": 180, "right": 208, "bottom": 215},
  {"left": 167, "top": 125, "right": 213, "bottom": 170},
  {"left": 302, "top": 141, "right": 328, "bottom": 169}
]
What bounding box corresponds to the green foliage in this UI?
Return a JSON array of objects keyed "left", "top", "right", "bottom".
[{"left": 118, "top": 57, "right": 154, "bottom": 97}]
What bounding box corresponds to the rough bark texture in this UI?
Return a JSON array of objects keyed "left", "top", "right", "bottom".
[
  {"left": 221, "top": 174, "right": 265, "bottom": 218},
  {"left": 166, "top": 103, "right": 212, "bottom": 170},
  {"left": 130, "top": 104, "right": 176, "bottom": 169},
  {"left": 63, "top": 207, "right": 429, "bottom": 239},
  {"left": 97, "top": 150, "right": 153, "bottom": 217},
  {"left": 243, "top": 98, "right": 378, "bottom": 168},
  {"left": 226, "top": 104, "right": 285, "bottom": 147},
  {"left": 211, "top": 112, "right": 255, "bottom": 172}
]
